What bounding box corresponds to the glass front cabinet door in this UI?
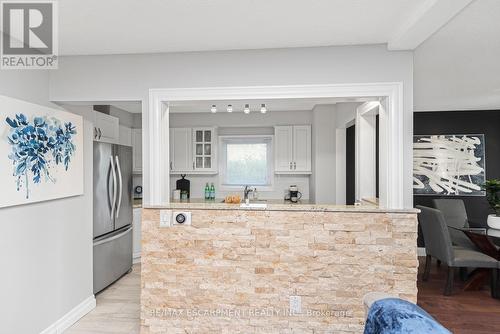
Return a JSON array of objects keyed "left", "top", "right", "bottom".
[{"left": 192, "top": 127, "right": 217, "bottom": 172}]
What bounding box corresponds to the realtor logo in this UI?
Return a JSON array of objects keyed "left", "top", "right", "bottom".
[{"left": 1, "top": 1, "right": 58, "bottom": 69}]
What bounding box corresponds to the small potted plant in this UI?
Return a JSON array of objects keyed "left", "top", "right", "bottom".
[{"left": 483, "top": 179, "right": 500, "bottom": 229}]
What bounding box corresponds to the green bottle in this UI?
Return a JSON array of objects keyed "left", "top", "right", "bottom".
[
  {"left": 204, "top": 183, "right": 210, "bottom": 200},
  {"left": 210, "top": 183, "right": 215, "bottom": 200}
]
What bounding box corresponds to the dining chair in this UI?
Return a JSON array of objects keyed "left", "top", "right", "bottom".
[
  {"left": 433, "top": 199, "right": 476, "bottom": 250},
  {"left": 417, "top": 206, "right": 499, "bottom": 296}
]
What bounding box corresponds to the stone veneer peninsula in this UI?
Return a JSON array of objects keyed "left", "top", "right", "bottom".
[{"left": 140, "top": 201, "right": 418, "bottom": 333}]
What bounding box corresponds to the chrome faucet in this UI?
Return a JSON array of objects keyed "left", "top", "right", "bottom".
[{"left": 244, "top": 185, "right": 254, "bottom": 204}]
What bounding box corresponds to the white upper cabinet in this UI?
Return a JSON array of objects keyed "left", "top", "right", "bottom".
[
  {"left": 292, "top": 125, "right": 312, "bottom": 172},
  {"left": 169, "top": 128, "right": 192, "bottom": 172},
  {"left": 94, "top": 111, "right": 119, "bottom": 143},
  {"left": 192, "top": 127, "right": 217, "bottom": 173},
  {"left": 274, "top": 125, "right": 311, "bottom": 174},
  {"left": 119, "top": 125, "right": 132, "bottom": 146},
  {"left": 274, "top": 126, "right": 294, "bottom": 172},
  {"left": 169, "top": 127, "right": 217, "bottom": 174},
  {"left": 132, "top": 129, "right": 142, "bottom": 173}
]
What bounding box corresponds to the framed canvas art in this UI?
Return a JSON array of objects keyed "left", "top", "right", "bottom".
[
  {"left": 413, "top": 134, "right": 486, "bottom": 196},
  {"left": 0, "top": 95, "right": 84, "bottom": 208}
]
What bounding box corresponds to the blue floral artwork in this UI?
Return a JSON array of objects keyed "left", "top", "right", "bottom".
[{"left": 5, "top": 113, "right": 77, "bottom": 199}]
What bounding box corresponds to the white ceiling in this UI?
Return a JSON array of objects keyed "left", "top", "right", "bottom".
[
  {"left": 168, "top": 97, "right": 373, "bottom": 113},
  {"left": 57, "top": 0, "right": 470, "bottom": 55}
]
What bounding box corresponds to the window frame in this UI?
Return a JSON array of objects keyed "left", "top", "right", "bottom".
[{"left": 218, "top": 135, "right": 274, "bottom": 191}]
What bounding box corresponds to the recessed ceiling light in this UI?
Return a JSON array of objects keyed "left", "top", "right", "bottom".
[
  {"left": 227, "top": 104, "right": 233, "bottom": 113},
  {"left": 260, "top": 103, "right": 267, "bottom": 114},
  {"left": 244, "top": 104, "right": 250, "bottom": 114},
  {"left": 210, "top": 105, "right": 217, "bottom": 113}
]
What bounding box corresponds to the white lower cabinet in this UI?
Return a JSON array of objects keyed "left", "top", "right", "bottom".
[{"left": 133, "top": 208, "right": 142, "bottom": 261}]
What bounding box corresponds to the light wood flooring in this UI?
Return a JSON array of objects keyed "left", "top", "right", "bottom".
[{"left": 65, "top": 264, "right": 140, "bottom": 334}]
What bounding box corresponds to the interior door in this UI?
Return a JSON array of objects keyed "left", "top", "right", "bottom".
[
  {"left": 274, "top": 126, "right": 293, "bottom": 172},
  {"left": 93, "top": 142, "right": 115, "bottom": 238},
  {"left": 292, "top": 125, "right": 311, "bottom": 172},
  {"left": 170, "top": 128, "right": 192, "bottom": 172},
  {"left": 114, "top": 145, "right": 133, "bottom": 230},
  {"left": 346, "top": 125, "right": 356, "bottom": 205}
]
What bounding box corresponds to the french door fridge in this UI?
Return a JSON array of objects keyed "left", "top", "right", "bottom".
[{"left": 93, "top": 142, "right": 133, "bottom": 294}]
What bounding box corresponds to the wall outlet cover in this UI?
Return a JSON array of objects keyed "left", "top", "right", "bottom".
[
  {"left": 159, "top": 210, "right": 172, "bottom": 227},
  {"left": 289, "top": 295, "right": 301, "bottom": 314}
]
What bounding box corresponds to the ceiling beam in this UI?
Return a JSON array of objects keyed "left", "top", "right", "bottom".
[{"left": 388, "top": 0, "right": 475, "bottom": 50}]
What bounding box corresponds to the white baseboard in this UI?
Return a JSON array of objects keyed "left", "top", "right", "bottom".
[
  {"left": 133, "top": 252, "right": 141, "bottom": 264},
  {"left": 40, "top": 295, "right": 96, "bottom": 334},
  {"left": 417, "top": 247, "right": 426, "bottom": 257}
]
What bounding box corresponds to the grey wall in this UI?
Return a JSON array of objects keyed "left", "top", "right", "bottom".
[
  {"left": 0, "top": 74, "right": 93, "bottom": 333},
  {"left": 48, "top": 44, "right": 414, "bottom": 207}
]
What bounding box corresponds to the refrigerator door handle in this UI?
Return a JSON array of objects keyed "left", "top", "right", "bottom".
[
  {"left": 93, "top": 225, "right": 132, "bottom": 246},
  {"left": 110, "top": 156, "right": 117, "bottom": 220},
  {"left": 115, "top": 155, "right": 123, "bottom": 218}
]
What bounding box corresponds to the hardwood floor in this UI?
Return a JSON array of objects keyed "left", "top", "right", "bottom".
[
  {"left": 66, "top": 264, "right": 140, "bottom": 334},
  {"left": 66, "top": 259, "right": 500, "bottom": 334},
  {"left": 417, "top": 257, "right": 500, "bottom": 334}
]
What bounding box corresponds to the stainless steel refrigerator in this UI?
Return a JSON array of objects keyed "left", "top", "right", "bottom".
[{"left": 93, "top": 142, "right": 133, "bottom": 294}]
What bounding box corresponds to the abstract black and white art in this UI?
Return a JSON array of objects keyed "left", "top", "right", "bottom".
[{"left": 413, "top": 134, "right": 485, "bottom": 196}]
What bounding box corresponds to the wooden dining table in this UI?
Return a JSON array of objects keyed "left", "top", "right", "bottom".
[{"left": 454, "top": 227, "right": 500, "bottom": 298}]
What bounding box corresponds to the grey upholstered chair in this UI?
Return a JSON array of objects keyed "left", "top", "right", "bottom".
[
  {"left": 433, "top": 199, "right": 476, "bottom": 250},
  {"left": 417, "top": 206, "right": 498, "bottom": 296}
]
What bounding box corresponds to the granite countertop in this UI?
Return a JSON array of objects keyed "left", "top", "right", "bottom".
[
  {"left": 133, "top": 198, "right": 142, "bottom": 208},
  {"left": 143, "top": 198, "right": 418, "bottom": 214}
]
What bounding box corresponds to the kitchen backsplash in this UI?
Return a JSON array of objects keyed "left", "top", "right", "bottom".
[{"left": 169, "top": 174, "right": 310, "bottom": 200}]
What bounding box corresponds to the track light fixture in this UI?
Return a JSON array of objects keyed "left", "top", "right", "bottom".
[
  {"left": 227, "top": 104, "right": 233, "bottom": 113},
  {"left": 210, "top": 105, "right": 217, "bottom": 113},
  {"left": 243, "top": 104, "right": 250, "bottom": 114},
  {"left": 260, "top": 103, "right": 267, "bottom": 114}
]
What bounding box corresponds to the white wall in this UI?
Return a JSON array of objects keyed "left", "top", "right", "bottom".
[
  {"left": 0, "top": 74, "right": 94, "bottom": 333},
  {"left": 414, "top": 0, "right": 500, "bottom": 111},
  {"left": 311, "top": 104, "right": 337, "bottom": 204},
  {"left": 48, "top": 44, "right": 414, "bottom": 207},
  {"left": 169, "top": 111, "right": 311, "bottom": 200}
]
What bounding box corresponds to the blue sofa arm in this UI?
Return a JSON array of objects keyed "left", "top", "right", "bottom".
[{"left": 364, "top": 298, "right": 451, "bottom": 334}]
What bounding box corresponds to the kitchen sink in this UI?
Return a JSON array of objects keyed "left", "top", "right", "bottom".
[{"left": 240, "top": 202, "right": 267, "bottom": 209}]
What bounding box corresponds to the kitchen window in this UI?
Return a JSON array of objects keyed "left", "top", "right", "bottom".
[{"left": 219, "top": 136, "right": 273, "bottom": 190}]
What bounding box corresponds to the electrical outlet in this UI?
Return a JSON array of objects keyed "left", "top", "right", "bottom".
[
  {"left": 289, "top": 295, "right": 301, "bottom": 314},
  {"left": 159, "top": 210, "right": 172, "bottom": 227}
]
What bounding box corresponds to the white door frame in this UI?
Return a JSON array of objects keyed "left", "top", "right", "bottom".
[
  {"left": 355, "top": 101, "right": 379, "bottom": 204},
  {"left": 147, "top": 83, "right": 405, "bottom": 208}
]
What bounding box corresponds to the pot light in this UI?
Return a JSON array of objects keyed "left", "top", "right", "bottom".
[
  {"left": 244, "top": 104, "right": 250, "bottom": 114},
  {"left": 260, "top": 103, "right": 267, "bottom": 114},
  {"left": 227, "top": 104, "right": 233, "bottom": 113},
  {"left": 210, "top": 105, "right": 217, "bottom": 113}
]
